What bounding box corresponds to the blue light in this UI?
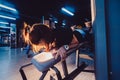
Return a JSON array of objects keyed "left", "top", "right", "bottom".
[
  {"left": 61, "top": 7, "right": 74, "bottom": 16},
  {"left": 54, "top": 21, "right": 58, "bottom": 23},
  {"left": 0, "top": 21, "right": 9, "bottom": 25},
  {"left": 0, "top": 4, "right": 17, "bottom": 12},
  {"left": 0, "top": 15, "right": 16, "bottom": 20},
  {"left": 62, "top": 23, "right": 66, "bottom": 26},
  {"left": 0, "top": 26, "right": 10, "bottom": 29}
]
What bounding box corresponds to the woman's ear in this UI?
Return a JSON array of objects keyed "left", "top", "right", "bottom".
[{"left": 22, "top": 22, "right": 31, "bottom": 44}]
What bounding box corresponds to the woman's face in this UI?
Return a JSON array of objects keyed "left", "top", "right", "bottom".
[
  {"left": 48, "top": 41, "right": 56, "bottom": 50},
  {"left": 30, "top": 40, "right": 48, "bottom": 52},
  {"left": 35, "top": 41, "right": 55, "bottom": 52}
]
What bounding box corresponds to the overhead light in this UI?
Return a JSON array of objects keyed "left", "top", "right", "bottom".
[
  {"left": 61, "top": 7, "right": 74, "bottom": 16},
  {"left": 0, "top": 4, "right": 17, "bottom": 12},
  {"left": 0, "top": 15, "right": 16, "bottom": 20},
  {"left": 54, "top": 21, "right": 58, "bottom": 23},
  {"left": 62, "top": 23, "right": 66, "bottom": 26},
  {"left": 0, "top": 22, "right": 9, "bottom": 25},
  {"left": 0, "top": 26, "right": 10, "bottom": 28}
]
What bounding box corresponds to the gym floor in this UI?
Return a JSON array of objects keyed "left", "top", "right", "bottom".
[{"left": 0, "top": 47, "right": 95, "bottom": 80}]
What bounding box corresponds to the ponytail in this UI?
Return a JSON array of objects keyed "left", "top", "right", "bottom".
[{"left": 22, "top": 22, "right": 31, "bottom": 44}]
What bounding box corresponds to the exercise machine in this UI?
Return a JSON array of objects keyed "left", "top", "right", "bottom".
[{"left": 19, "top": 43, "right": 94, "bottom": 80}]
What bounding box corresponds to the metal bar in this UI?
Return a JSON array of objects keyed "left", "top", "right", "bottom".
[
  {"left": 51, "top": 66, "right": 62, "bottom": 80},
  {"left": 19, "top": 68, "right": 27, "bottom": 80},
  {"left": 82, "top": 70, "right": 95, "bottom": 73},
  {"left": 19, "top": 63, "right": 32, "bottom": 80},
  {"left": 76, "top": 49, "right": 80, "bottom": 67},
  {"left": 61, "top": 60, "right": 68, "bottom": 77},
  {"left": 39, "top": 70, "right": 49, "bottom": 80},
  {"left": 63, "top": 62, "right": 87, "bottom": 80}
]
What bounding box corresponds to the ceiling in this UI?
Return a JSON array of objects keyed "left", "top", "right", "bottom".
[{"left": 6, "top": 0, "right": 91, "bottom": 25}]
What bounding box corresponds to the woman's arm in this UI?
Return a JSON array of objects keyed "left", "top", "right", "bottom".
[{"left": 54, "top": 35, "right": 79, "bottom": 60}]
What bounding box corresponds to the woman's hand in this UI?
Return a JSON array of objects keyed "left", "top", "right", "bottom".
[{"left": 55, "top": 46, "right": 67, "bottom": 61}]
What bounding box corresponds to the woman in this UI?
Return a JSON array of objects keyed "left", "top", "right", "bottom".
[{"left": 22, "top": 23, "right": 81, "bottom": 60}]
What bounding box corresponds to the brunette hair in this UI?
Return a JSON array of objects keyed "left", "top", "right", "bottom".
[{"left": 22, "top": 23, "right": 53, "bottom": 52}]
